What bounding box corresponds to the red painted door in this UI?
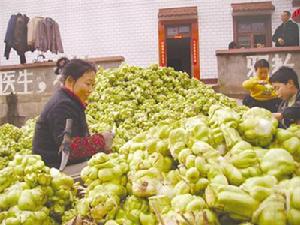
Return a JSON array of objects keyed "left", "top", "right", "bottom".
[{"left": 158, "top": 20, "right": 200, "bottom": 79}]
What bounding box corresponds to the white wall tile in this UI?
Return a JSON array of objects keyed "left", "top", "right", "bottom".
[{"left": 0, "top": 0, "right": 295, "bottom": 79}]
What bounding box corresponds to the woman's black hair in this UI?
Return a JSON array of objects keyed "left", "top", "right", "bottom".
[
  {"left": 55, "top": 57, "right": 70, "bottom": 75},
  {"left": 270, "top": 66, "right": 299, "bottom": 89},
  {"left": 254, "top": 59, "right": 269, "bottom": 71},
  {"left": 55, "top": 57, "right": 96, "bottom": 81}
]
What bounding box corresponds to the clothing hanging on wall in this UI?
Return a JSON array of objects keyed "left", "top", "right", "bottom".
[
  {"left": 33, "top": 17, "right": 64, "bottom": 53},
  {"left": 4, "top": 13, "right": 29, "bottom": 64},
  {"left": 27, "top": 17, "right": 43, "bottom": 49},
  {"left": 4, "top": 14, "right": 64, "bottom": 64}
]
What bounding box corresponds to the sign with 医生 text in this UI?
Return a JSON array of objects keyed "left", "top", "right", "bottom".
[{"left": 0, "top": 69, "right": 50, "bottom": 96}]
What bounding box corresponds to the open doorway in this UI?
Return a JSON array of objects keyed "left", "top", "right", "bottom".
[
  {"left": 158, "top": 6, "right": 200, "bottom": 79},
  {"left": 167, "top": 38, "right": 191, "bottom": 76}
]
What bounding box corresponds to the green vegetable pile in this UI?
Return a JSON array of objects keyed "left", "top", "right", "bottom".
[
  {"left": 270, "top": 125, "right": 300, "bottom": 162},
  {"left": 64, "top": 104, "right": 300, "bottom": 225},
  {"left": 0, "top": 155, "right": 77, "bottom": 225},
  {"left": 86, "top": 65, "right": 245, "bottom": 150},
  {"left": 0, "top": 124, "right": 22, "bottom": 170},
  {"left": 1, "top": 65, "right": 300, "bottom": 225},
  {"left": 0, "top": 118, "right": 36, "bottom": 170}
]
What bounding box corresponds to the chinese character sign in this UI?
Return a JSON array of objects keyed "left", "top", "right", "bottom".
[
  {"left": 17, "top": 70, "right": 33, "bottom": 94},
  {"left": 0, "top": 69, "right": 47, "bottom": 95},
  {"left": 160, "top": 41, "right": 166, "bottom": 67},
  {"left": 271, "top": 53, "right": 295, "bottom": 74},
  {"left": 0, "top": 71, "right": 16, "bottom": 94},
  {"left": 246, "top": 55, "right": 269, "bottom": 77},
  {"left": 246, "top": 53, "right": 295, "bottom": 77}
]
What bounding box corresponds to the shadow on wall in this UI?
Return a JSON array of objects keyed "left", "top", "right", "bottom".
[{"left": 5, "top": 93, "right": 25, "bottom": 127}]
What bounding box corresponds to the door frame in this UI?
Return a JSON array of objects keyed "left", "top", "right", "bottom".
[{"left": 158, "top": 19, "right": 200, "bottom": 79}]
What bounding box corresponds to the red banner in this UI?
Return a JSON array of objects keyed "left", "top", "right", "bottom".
[
  {"left": 160, "top": 41, "right": 165, "bottom": 66},
  {"left": 192, "top": 39, "right": 198, "bottom": 64},
  {"left": 292, "top": 8, "right": 300, "bottom": 23}
]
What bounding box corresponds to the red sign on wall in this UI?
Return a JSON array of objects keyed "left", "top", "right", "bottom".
[
  {"left": 292, "top": 8, "right": 300, "bottom": 23},
  {"left": 160, "top": 41, "right": 165, "bottom": 66},
  {"left": 193, "top": 39, "right": 198, "bottom": 64}
]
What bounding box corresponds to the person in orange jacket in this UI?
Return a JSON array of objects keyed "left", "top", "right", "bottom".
[{"left": 242, "top": 59, "right": 282, "bottom": 112}]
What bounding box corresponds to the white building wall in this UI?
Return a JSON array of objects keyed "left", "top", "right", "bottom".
[{"left": 0, "top": 0, "right": 296, "bottom": 78}]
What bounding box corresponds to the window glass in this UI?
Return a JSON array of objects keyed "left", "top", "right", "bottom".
[
  {"left": 238, "top": 36, "right": 251, "bottom": 48},
  {"left": 167, "top": 26, "right": 178, "bottom": 36},
  {"left": 252, "top": 22, "right": 265, "bottom": 32},
  {"left": 179, "top": 25, "right": 190, "bottom": 33},
  {"left": 238, "top": 22, "right": 252, "bottom": 33}
]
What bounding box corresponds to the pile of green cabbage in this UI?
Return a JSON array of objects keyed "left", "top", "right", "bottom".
[
  {"left": 2, "top": 65, "right": 300, "bottom": 225},
  {"left": 0, "top": 118, "right": 36, "bottom": 170},
  {"left": 0, "top": 124, "right": 22, "bottom": 170},
  {"left": 0, "top": 155, "right": 77, "bottom": 225},
  {"left": 86, "top": 65, "right": 245, "bottom": 150},
  {"left": 63, "top": 104, "right": 300, "bottom": 225}
]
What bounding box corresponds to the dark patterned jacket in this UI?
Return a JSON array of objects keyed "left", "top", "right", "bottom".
[
  {"left": 278, "top": 90, "right": 300, "bottom": 128},
  {"left": 33, "top": 88, "right": 106, "bottom": 168}
]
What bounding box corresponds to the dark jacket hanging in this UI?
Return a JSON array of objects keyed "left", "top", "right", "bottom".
[
  {"left": 14, "top": 14, "right": 29, "bottom": 63},
  {"left": 4, "top": 15, "right": 17, "bottom": 59},
  {"left": 4, "top": 14, "right": 63, "bottom": 64},
  {"left": 4, "top": 13, "right": 29, "bottom": 64}
]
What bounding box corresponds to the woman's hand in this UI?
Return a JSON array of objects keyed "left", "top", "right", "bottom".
[
  {"left": 102, "top": 131, "right": 114, "bottom": 153},
  {"left": 273, "top": 113, "right": 283, "bottom": 121}
]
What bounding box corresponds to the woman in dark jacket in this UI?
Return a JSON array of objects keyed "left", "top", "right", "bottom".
[{"left": 33, "top": 58, "right": 112, "bottom": 169}]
